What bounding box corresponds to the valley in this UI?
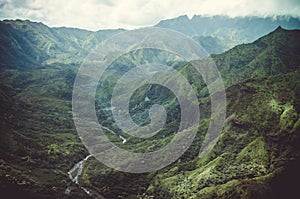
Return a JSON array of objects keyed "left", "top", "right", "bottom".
[{"left": 0, "top": 16, "right": 300, "bottom": 198}]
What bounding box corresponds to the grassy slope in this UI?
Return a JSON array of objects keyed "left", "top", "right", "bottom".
[
  {"left": 148, "top": 71, "right": 300, "bottom": 198},
  {"left": 145, "top": 27, "right": 300, "bottom": 199}
]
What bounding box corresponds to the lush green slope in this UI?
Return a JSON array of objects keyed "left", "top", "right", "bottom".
[
  {"left": 213, "top": 26, "right": 300, "bottom": 86},
  {"left": 147, "top": 70, "right": 300, "bottom": 198},
  {"left": 0, "top": 19, "right": 299, "bottom": 199},
  {"left": 0, "top": 19, "right": 124, "bottom": 68}
]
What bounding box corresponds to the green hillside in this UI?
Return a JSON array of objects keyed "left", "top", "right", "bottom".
[{"left": 0, "top": 19, "right": 124, "bottom": 68}]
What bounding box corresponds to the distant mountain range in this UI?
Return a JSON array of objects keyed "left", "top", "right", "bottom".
[
  {"left": 1, "top": 15, "right": 299, "bottom": 68},
  {"left": 156, "top": 15, "right": 300, "bottom": 51}
]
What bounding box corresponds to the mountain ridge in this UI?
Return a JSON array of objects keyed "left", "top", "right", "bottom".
[
  {"left": 156, "top": 14, "right": 300, "bottom": 50},
  {"left": 1, "top": 14, "right": 299, "bottom": 68},
  {"left": 212, "top": 25, "right": 300, "bottom": 86},
  {"left": 0, "top": 19, "right": 125, "bottom": 68}
]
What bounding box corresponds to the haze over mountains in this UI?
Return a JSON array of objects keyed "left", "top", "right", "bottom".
[
  {"left": 1, "top": 15, "right": 300, "bottom": 67},
  {"left": 156, "top": 15, "right": 300, "bottom": 40},
  {"left": 0, "top": 15, "right": 300, "bottom": 198}
]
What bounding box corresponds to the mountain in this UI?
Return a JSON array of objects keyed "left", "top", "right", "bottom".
[
  {"left": 213, "top": 26, "right": 300, "bottom": 86},
  {"left": 0, "top": 19, "right": 125, "bottom": 69},
  {"left": 0, "top": 19, "right": 300, "bottom": 199},
  {"left": 193, "top": 35, "right": 227, "bottom": 54},
  {"left": 156, "top": 15, "right": 300, "bottom": 51}
]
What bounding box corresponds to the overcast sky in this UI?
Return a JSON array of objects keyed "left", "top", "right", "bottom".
[{"left": 0, "top": 0, "right": 299, "bottom": 30}]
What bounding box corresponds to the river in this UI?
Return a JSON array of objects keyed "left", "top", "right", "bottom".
[{"left": 67, "top": 126, "right": 127, "bottom": 196}]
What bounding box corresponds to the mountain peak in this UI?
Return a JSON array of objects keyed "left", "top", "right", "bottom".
[
  {"left": 178, "top": 14, "right": 190, "bottom": 20},
  {"left": 275, "top": 25, "right": 284, "bottom": 31},
  {"left": 264, "top": 25, "right": 290, "bottom": 37}
]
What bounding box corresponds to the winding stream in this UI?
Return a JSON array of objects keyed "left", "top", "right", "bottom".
[
  {"left": 68, "top": 154, "right": 92, "bottom": 184},
  {"left": 67, "top": 154, "right": 92, "bottom": 194},
  {"left": 67, "top": 126, "right": 127, "bottom": 195}
]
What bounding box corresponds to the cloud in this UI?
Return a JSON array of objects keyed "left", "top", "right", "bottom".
[{"left": 0, "top": 0, "right": 299, "bottom": 30}]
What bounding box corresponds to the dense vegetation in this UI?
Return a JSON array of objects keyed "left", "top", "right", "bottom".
[{"left": 0, "top": 18, "right": 299, "bottom": 198}]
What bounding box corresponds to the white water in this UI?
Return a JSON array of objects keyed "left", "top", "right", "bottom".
[
  {"left": 68, "top": 154, "right": 92, "bottom": 184},
  {"left": 119, "top": 135, "right": 127, "bottom": 144},
  {"left": 67, "top": 154, "right": 92, "bottom": 195},
  {"left": 102, "top": 125, "right": 127, "bottom": 144},
  {"left": 67, "top": 126, "right": 127, "bottom": 195}
]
